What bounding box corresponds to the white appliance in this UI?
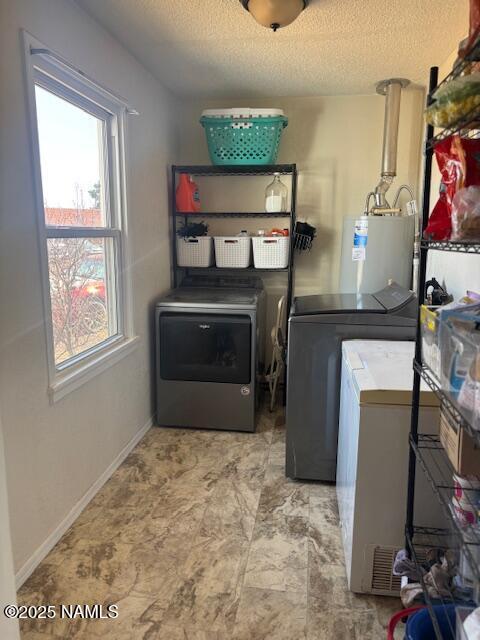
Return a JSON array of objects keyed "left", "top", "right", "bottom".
[
  {"left": 336, "top": 340, "right": 443, "bottom": 596},
  {"left": 339, "top": 215, "right": 414, "bottom": 294},
  {"left": 340, "top": 78, "right": 418, "bottom": 295}
]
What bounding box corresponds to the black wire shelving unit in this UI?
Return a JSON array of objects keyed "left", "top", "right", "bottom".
[
  {"left": 426, "top": 103, "right": 480, "bottom": 149},
  {"left": 173, "top": 164, "right": 296, "bottom": 177},
  {"left": 405, "top": 526, "right": 474, "bottom": 640},
  {"left": 175, "top": 211, "right": 292, "bottom": 219},
  {"left": 425, "top": 37, "right": 480, "bottom": 150},
  {"left": 170, "top": 164, "right": 298, "bottom": 319},
  {"left": 414, "top": 361, "right": 480, "bottom": 446},
  {"left": 405, "top": 55, "right": 480, "bottom": 638},
  {"left": 409, "top": 433, "right": 480, "bottom": 580},
  {"left": 421, "top": 240, "right": 480, "bottom": 254}
]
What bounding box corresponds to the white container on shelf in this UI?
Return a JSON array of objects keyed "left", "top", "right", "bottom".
[
  {"left": 176, "top": 236, "right": 213, "bottom": 267},
  {"left": 214, "top": 236, "right": 251, "bottom": 268},
  {"left": 252, "top": 236, "right": 289, "bottom": 269},
  {"left": 265, "top": 173, "right": 288, "bottom": 212}
]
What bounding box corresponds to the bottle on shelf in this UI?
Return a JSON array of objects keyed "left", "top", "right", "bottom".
[
  {"left": 176, "top": 174, "right": 201, "bottom": 213},
  {"left": 271, "top": 228, "right": 290, "bottom": 237},
  {"left": 265, "top": 173, "right": 288, "bottom": 213}
]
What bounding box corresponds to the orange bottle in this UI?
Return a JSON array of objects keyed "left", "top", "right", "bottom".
[{"left": 176, "top": 174, "right": 201, "bottom": 213}]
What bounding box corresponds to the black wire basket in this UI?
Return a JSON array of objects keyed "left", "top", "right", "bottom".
[{"left": 293, "top": 221, "right": 316, "bottom": 251}]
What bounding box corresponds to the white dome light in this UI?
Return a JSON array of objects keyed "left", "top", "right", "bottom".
[{"left": 240, "top": 0, "right": 308, "bottom": 32}]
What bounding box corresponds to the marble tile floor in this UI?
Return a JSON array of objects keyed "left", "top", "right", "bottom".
[{"left": 18, "top": 403, "right": 403, "bottom": 640}]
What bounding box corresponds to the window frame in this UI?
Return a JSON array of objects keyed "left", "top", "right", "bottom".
[{"left": 23, "top": 32, "right": 138, "bottom": 402}]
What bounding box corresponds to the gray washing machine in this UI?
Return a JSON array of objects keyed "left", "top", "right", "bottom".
[
  {"left": 155, "top": 276, "right": 265, "bottom": 432},
  {"left": 286, "top": 282, "right": 417, "bottom": 481}
]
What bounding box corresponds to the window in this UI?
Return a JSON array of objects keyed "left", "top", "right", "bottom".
[{"left": 25, "top": 36, "right": 137, "bottom": 401}]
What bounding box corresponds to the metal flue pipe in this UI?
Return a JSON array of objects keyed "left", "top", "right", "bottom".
[
  {"left": 371, "top": 78, "right": 410, "bottom": 213},
  {"left": 381, "top": 80, "right": 403, "bottom": 176}
]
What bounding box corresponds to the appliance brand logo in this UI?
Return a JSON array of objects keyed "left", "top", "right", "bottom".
[
  {"left": 241, "top": 386, "right": 250, "bottom": 396},
  {"left": 198, "top": 324, "right": 210, "bottom": 329}
]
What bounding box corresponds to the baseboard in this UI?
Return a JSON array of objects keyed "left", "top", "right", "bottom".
[{"left": 15, "top": 415, "right": 153, "bottom": 589}]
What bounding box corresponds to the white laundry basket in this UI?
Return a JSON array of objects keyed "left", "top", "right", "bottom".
[
  {"left": 252, "top": 236, "right": 290, "bottom": 269},
  {"left": 214, "top": 236, "right": 251, "bottom": 268},
  {"left": 176, "top": 236, "right": 213, "bottom": 267}
]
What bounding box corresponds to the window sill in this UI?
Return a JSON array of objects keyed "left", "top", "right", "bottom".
[{"left": 48, "top": 336, "right": 139, "bottom": 403}]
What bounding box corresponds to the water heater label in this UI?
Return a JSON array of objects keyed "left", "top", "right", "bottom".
[
  {"left": 406, "top": 200, "right": 417, "bottom": 217},
  {"left": 352, "top": 247, "right": 365, "bottom": 261},
  {"left": 352, "top": 218, "right": 368, "bottom": 261}
]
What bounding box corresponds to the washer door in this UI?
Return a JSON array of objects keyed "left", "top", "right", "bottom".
[{"left": 159, "top": 313, "right": 251, "bottom": 384}]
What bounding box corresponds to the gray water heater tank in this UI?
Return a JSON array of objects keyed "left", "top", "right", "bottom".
[{"left": 339, "top": 215, "right": 414, "bottom": 294}]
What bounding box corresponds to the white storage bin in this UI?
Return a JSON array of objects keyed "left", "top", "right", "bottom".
[
  {"left": 176, "top": 236, "right": 213, "bottom": 267},
  {"left": 214, "top": 236, "right": 251, "bottom": 268},
  {"left": 252, "top": 236, "right": 290, "bottom": 269}
]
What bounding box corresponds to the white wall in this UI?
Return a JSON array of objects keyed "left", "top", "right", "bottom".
[
  {"left": 0, "top": 0, "right": 177, "bottom": 575},
  {"left": 0, "top": 410, "right": 20, "bottom": 640},
  {"left": 426, "top": 47, "right": 480, "bottom": 299},
  {"left": 177, "top": 92, "right": 425, "bottom": 297}
]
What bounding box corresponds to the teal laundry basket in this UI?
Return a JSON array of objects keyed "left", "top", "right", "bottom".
[{"left": 200, "top": 108, "right": 288, "bottom": 165}]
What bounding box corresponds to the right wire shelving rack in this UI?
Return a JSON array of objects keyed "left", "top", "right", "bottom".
[{"left": 405, "top": 57, "right": 480, "bottom": 639}]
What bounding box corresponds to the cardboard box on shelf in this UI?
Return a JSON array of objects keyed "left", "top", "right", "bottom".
[{"left": 440, "top": 411, "right": 480, "bottom": 477}]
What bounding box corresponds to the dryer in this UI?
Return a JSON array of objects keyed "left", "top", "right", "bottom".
[{"left": 155, "top": 276, "right": 265, "bottom": 432}]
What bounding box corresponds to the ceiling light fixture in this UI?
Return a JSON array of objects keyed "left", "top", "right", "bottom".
[{"left": 240, "top": 0, "right": 308, "bottom": 32}]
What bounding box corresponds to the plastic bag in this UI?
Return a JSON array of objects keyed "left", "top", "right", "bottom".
[
  {"left": 460, "top": 0, "right": 480, "bottom": 56},
  {"left": 425, "top": 94, "right": 480, "bottom": 128},
  {"left": 463, "top": 137, "right": 480, "bottom": 185},
  {"left": 426, "top": 75, "right": 480, "bottom": 128},
  {"left": 451, "top": 185, "right": 480, "bottom": 240},
  {"left": 425, "top": 136, "right": 480, "bottom": 241},
  {"left": 424, "top": 137, "right": 465, "bottom": 240},
  {"left": 434, "top": 74, "right": 480, "bottom": 102}
]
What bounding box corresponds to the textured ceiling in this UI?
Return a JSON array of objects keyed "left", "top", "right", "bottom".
[{"left": 75, "top": 0, "right": 468, "bottom": 98}]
